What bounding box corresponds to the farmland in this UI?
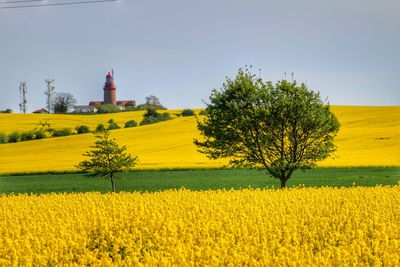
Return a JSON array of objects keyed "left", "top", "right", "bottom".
[
  {"left": 1, "top": 167, "right": 399, "bottom": 194},
  {"left": 0, "top": 106, "right": 399, "bottom": 174},
  {"left": 1, "top": 106, "right": 399, "bottom": 266},
  {"left": 1, "top": 186, "right": 399, "bottom": 265}
]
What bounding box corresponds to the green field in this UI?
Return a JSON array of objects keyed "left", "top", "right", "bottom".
[{"left": 1, "top": 167, "right": 399, "bottom": 194}]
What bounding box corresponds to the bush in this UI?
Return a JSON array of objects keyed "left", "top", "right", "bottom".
[
  {"left": 140, "top": 112, "right": 171, "bottom": 126},
  {"left": 125, "top": 120, "right": 137, "bottom": 128},
  {"left": 21, "top": 131, "right": 35, "bottom": 141},
  {"left": 140, "top": 108, "right": 172, "bottom": 126},
  {"left": 160, "top": 112, "right": 171, "bottom": 121},
  {"left": 0, "top": 133, "right": 8, "bottom": 144},
  {"left": 76, "top": 125, "right": 90, "bottom": 134},
  {"left": 8, "top": 132, "right": 21, "bottom": 143},
  {"left": 107, "top": 122, "right": 121, "bottom": 130},
  {"left": 96, "top": 124, "right": 106, "bottom": 132},
  {"left": 107, "top": 119, "right": 121, "bottom": 130},
  {"left": 97, "top": 104, "right": 121, "bottom": 114},
  {"left": 140, "top": 117, "right": 157, "bottom": 126},
  {"left": 143, "top": 108, "right": 159, "bottom": 118},
  {"left": 52, "top": 128, "right": 72, "bottom": 137},
  {"left": 199, "top": 110, "right": 207, "bottom": 115},
  {"left": 34, "top": 131, "right": 46, "bottom": 139},
  {"left": 181, "top": 109, "right": 195, "bottom": 117},
  {"left": 124, "top": 106, "right": 137, "bottom": 112}
]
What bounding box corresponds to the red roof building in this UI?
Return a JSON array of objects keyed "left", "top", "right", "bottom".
[{"left": 33, "top": 108, "right": 49, "bottom": 114}]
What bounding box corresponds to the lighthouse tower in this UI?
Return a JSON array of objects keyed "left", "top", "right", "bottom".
[{"left": 104, "top": 70, "right": 116, "bottom": 105}]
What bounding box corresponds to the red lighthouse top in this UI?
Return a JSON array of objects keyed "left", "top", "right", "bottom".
[{"left": 104, "top": 71, "right": 116, "bottom": 89}]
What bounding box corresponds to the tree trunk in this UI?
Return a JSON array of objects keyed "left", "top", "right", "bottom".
[
  {"left": 110, "top": 174, "right": 115, "bottom": 193},
  {"left": 280, "top": 178, "right": 288, "bottom": 189}
]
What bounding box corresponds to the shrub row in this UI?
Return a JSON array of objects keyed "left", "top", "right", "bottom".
[
  {"left": 0, "top": 119, "right": 139, "bottom": 145},
  {"left": 0, "top": 130, "right": 47, "bottom": 144}
]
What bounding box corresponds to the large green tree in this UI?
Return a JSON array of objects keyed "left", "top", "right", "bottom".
[
  {"left": 195, "top": 68, "right": 340, "bottom": 188},
  {"left": 77, "top": 130, "right": 137, "bottom": 192}
]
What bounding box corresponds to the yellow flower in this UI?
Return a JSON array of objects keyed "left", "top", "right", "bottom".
[{"left": 0, "top": 186, "right": 399, "bottom": 265}]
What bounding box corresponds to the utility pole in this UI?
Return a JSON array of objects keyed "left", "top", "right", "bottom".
[
  {"left": 45, "top": 79, "right": 55, "bottom": 113},
  {"left": 19, "top": 81, "right": 28, "bottom": 114}
]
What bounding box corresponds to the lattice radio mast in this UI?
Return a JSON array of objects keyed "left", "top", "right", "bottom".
[
  {"left": 19, "top": 81, "right": 28, "bottom": 114},
  {"left": 45, "top": 79, "right": 55, "bottom": 113}
]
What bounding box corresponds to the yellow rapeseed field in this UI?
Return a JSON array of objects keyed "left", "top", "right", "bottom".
[
  {"left": 0, "top": 110, "right": 148, "bottom": 134},
  {"left": 1, "top": 186, "right": 399, "bottom": 265},
  {"left": 0, "top": 106, "right": 399, "bottom": 174}
]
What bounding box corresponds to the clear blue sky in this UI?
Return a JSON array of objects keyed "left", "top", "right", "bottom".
[{"left": 1, "top": 0, "right": 399, "bottom": 112}]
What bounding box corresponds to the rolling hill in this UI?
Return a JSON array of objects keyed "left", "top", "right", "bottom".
[{"left": 0, "top": 106, "right": 399, "bottom": 174}]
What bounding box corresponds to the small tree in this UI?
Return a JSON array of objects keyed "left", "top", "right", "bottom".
[
  {"left": 53, "top": 92, "right": 77, "bottom": 113},
  {"left": 195, "top": 68, "right": 340, "bottom": 188},
  {"left": 76, "top": 130, "right": 137, "bottom": 192}
]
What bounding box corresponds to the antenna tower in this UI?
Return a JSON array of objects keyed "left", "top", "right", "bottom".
[
  {"left": 19, "top": 81, "right": 28, "bottom": 114},
  {"left": 44, "top": 79, "right": 55, "bottom": 113},
  {"left": 291, "top": 72, "right": 294, "bottom": 82}
]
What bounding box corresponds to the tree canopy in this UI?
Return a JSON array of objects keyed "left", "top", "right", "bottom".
[
  {"left": 195, "top": 68, "right": 340, "bottom": 188},
  {"left": 53, "top": 92, "right": 77, "bottom": 113},
  {"left": 76, "top": 130, "right": 137, "bottom": 192}
]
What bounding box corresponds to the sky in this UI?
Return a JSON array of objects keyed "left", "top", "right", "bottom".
[{"left": 0, "top": 0, "right": 399, "bottom": 112}]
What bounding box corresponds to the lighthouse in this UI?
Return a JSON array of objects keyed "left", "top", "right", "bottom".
[
  {"left": 75, "top": 70, "right": 136, "bottom": 113},
  {"left": 103, "top": 70, "right": 116, "bottom": 105}
]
